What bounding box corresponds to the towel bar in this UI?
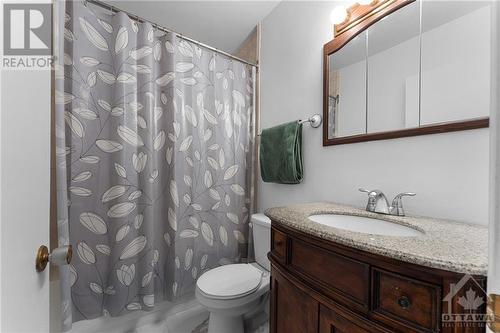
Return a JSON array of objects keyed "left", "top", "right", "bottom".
[
  {"left": 299, "top": 114, "right": 322, "bottom": 128},
  {"left": 257, "top": 114, "right": 322, "bottom": 136}
]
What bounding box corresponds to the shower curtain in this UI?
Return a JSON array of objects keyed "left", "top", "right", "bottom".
[{"left": 55, "top": 1, "right": 255, "bottom": 329}]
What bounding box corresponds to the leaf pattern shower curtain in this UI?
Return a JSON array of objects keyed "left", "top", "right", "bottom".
[{"left": 55, "top": 1, "right": 255, "bottom": 329}]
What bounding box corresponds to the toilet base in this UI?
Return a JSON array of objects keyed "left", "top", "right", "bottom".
[{"left": 208, "top": 312, "right": 244, "bottom": 333}]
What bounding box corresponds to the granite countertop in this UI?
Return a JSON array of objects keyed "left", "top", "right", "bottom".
[{"left": 265, "top": 202, "right": 488, "bottom": 275}]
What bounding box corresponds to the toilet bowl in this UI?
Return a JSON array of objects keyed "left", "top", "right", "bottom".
[{"left": 195, "top": 214, "right": 271, "bottom": 333}]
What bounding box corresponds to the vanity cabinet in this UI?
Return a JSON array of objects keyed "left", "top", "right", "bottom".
[
  {"left": 319, "top": 303, "right": 389, "bottom": 333},
  {"left": 269, "top": 222, "right": 487, "bottom": 333},
  {"left": 271, "top": 266, "right": 318, "bottom": 333}
]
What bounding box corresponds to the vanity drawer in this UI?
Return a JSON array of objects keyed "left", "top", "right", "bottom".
[
  {"left": 271, "top": 228, "right": 287, "bottom": 263},
  {"left": 290, "top": 238, "right": 370, "bottom": 308},
  {"left": 372, "top": 268, "right": 441, "bottom": 332}
]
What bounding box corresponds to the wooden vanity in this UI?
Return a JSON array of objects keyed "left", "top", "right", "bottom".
[{"left": 269, "top": 222, "right": 487, "bottom": 333}]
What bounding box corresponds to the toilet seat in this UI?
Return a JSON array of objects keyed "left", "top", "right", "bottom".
[{"left": 196, "top": 263, "right": 263, "bottom": 300}]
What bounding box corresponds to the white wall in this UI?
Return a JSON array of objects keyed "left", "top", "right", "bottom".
[{"left": 259, "top": 1, "right": 490, "bottom": 225}]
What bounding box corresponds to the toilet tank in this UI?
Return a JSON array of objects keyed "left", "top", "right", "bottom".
[{"left": 251, "top": 213, "right": 271, "bottom": 271}]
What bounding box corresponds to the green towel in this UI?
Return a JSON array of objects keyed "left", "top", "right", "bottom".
[{"left": 260, "top": 121, "right": 303, "bottom": 184}]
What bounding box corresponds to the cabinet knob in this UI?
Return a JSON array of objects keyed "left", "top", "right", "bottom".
[{"left": 398, "top": 295, "right": 411, "bottom": 309}]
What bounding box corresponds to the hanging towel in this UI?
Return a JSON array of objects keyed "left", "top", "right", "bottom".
[{"left": 260, "top": 121, "right": 303, "bottom": 184}]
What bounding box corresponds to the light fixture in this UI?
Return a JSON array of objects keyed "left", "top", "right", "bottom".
[{"left": 329, "top": 6, "right": 347, "bottom": 25}]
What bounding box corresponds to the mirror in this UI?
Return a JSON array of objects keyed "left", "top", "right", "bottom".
[
  {"left": 420, "top": 1, "right": 492, "bottom": 125},
  {"left": 367, "top": 1, "right": 420, "bottom": 133},
  {"left": 323, "top": 0, "right": 491, "bottom": 146},
  {"left": 328, "top": 32, "right": 367, "bottom": 139}
]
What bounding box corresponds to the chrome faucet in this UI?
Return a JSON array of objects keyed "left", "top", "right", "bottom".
[{"left": 359, "top": 188, "right": 415, "bottom": 216}]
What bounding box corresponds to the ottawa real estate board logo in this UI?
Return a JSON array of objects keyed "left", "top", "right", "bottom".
[
  {"left": 442, "top": 274, "right": 494, "bottom": 328},
  {"left": 2, "top": 3, "right": 52, "bottom": 68}
]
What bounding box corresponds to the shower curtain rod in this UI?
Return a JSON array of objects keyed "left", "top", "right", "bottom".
[{"left": 84, "top": 0, "right": 259, "bottom": 68}]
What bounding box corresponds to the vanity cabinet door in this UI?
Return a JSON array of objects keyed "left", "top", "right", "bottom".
[
  {"left": 270, "top": 266, "right": 318, "bottom": 333},
  {"left": 319, "top": 304, "right": 379, "bottom": 333}
]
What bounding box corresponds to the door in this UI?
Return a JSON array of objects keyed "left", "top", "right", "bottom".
[
  {"left": 489, "top": 1, "right": 500, "bottom": 333},
  {"left": 1, "top": 68, "right": 52, "bottom": 332},
  {"left": 0, "top": 0, "right": 53, "bottom": 329}
]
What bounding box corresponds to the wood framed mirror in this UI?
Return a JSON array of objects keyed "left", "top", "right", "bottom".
[{"left": 323, "top": 0, "right": 491, "bottom": 146}]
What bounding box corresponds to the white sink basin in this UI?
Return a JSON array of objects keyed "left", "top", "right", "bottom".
[{"left": 308, "top": 214, "right": 423, "bottom": 237}]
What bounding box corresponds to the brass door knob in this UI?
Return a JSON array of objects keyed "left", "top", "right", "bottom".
[{"left": 35, "top": 245, "right": 72, "bottom": 272}]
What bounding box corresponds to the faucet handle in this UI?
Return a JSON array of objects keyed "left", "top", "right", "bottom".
[
  {"left": 391, "top": 192, "right": 416, "bottom": 216},
  {"left": 393, "top": 192, "right": 416, "bottom": 199},
  {"left": 359, "top": 188, "right": 375, "bottom": 211},
  {"left": 359, "top": 188, "right": 386, "bottom": 197},
  {"left": 359, "top": 188, "right": 389, "bottom": 213}
]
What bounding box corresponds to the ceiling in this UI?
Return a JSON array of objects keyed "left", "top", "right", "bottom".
[{"left": 104, "top": 0, "right": 280, "bottom": 53}]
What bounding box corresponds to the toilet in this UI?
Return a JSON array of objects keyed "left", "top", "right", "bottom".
[{"left": 195, "top": 213, "right": 271, "bottom": 333}]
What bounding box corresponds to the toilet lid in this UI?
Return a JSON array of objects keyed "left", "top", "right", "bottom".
[{"left": 197, "top": 264, "right": 263, "bottom": 299}]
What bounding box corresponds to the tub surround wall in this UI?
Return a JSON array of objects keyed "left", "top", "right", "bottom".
[
  {"left": 260, "top": 1, "right": 489, "bottom": 225},
  {"left": 234, "top": 27, "right": 258, "bottom": 64}
]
